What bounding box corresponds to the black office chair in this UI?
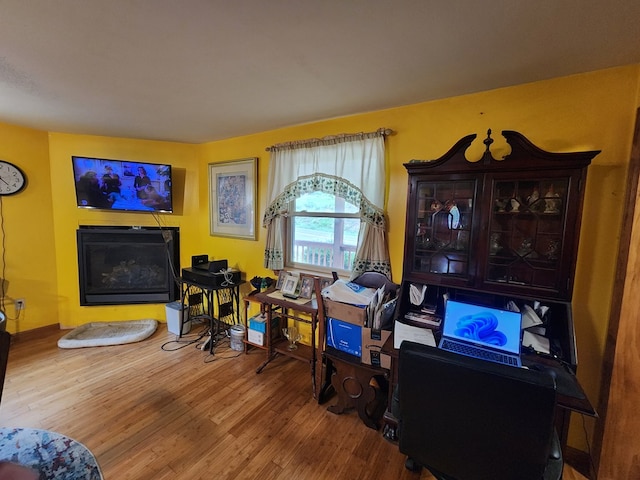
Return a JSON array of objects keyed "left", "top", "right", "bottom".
[{"left": 397, "top": 341, "right": 562, "bottom": 480}]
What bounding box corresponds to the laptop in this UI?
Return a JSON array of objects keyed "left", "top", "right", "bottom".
[{"left": 438, "top": 299, "right": 523, "bottom": 367}]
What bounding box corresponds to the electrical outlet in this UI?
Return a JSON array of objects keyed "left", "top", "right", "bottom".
[{"left": 15, "top": 298, "right": 25, "bottom": 310}]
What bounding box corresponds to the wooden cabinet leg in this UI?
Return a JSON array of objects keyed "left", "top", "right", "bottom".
[{"left": 325, "top": 354, "right": 388, "bottom": 430}]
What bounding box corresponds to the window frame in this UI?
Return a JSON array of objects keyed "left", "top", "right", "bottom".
[{"left": 286, "top": 193, "right": 361, "bottom": 275}]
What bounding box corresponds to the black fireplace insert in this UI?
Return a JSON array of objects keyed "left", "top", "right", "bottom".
[{"left": 77, "top": 226, "right": 180, "bottom": 306}]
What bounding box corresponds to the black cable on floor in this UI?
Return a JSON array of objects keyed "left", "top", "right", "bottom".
[{"left": 160, "top": 323, "right": 209, "bottom": 351}]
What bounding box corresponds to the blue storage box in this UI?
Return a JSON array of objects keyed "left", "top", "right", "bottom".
[
  {"left": 249, "top": 313, "right": 268, "bottom": 333},
  {"left": 326, "top": 317, "right": 362, "bottom": 357},
  {"left": 248, "top": 313, "right": 279, "bottom": 335}
]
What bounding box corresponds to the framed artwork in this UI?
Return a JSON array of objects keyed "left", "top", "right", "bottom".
[
  {"left": 208, "top": 157, "right": 257, "bottom": 240},
  {"left": 299, "top": 276, "right": 314, "bottom": 299}
]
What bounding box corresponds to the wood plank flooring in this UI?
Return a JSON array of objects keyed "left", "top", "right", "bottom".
[{"left": 1, "top": 324, "right": 589, "bottom": 479}]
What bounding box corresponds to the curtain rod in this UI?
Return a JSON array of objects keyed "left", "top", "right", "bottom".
[{"left": 265, "top": 127, "right": 395, "bottom": 152}]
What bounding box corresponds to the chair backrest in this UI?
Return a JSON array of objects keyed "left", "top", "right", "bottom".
[
  {"left": 351, "top": 271, "right": 398, "bottom": 297},
  {"left": 398, "top": 341, "right": 558, "bottom": 480},
  {"left": 0, "top": 330, "right": 11, "bottom": 405}
]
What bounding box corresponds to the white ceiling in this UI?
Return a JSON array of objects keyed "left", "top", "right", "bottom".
[{"left": 1, "top": 0, "right": 639, "bottom": 144}]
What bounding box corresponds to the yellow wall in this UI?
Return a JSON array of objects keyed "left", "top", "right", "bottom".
[
  {"left": 0, "top": 122, "right": 56, "bottom": 332},
  {"left": 47, "top": 134, "right": 199, "bottom": 327},
  {"left": 1, "top": 64, "right": 639, "bottom": 451}
]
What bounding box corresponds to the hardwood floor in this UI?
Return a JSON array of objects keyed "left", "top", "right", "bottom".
[{"left": 1, "top": 324, "right": 589, "bottom": 480}]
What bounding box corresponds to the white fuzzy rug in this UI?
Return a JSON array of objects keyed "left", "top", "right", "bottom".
[{"left": 57, "top": 319, "right": 158, "bottom": 348}]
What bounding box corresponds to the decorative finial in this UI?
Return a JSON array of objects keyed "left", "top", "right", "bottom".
[
  {"left": 480, "top": 129, "right": 495, "bottom": 164},
  {"left": 483, "top": 129, "right": 493, "bottom": 153}
]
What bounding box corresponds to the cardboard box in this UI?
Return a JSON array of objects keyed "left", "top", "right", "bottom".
[
  {"left": 326, "top": 317, "right": 362, "bottom": 357},
  {"left": 324, "top": 297, "right": 396, "bottom": 330},
  {"left": 248, "top": 328, "right": 266, "bottom": 346},
  {"left": 324, "top": 299, "right": 367, "bottom": 326},
  {"left": 361, "top": 327, "right": 392, "bottom": 369}
]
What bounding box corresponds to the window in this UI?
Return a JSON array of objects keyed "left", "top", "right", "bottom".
[
  {"left": 263, "top": 129, "right": 392, "bottom": 279},
  {"left": 287, "top": 191, "right": 360, "bottom": 273}
]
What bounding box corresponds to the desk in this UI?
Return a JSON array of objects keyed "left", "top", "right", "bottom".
[
  {"left": 249, "top": 280, "right": 329, "bottom": 401},
  {"left": 380, "top": 333, "right": 596, "bottom": 449},
  {"left": 179, "top": 271, "right": 245, "bottom": 353}
]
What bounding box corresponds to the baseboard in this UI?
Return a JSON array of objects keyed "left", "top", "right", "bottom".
[{"left": 11, "top": 324, "right": 61, "bottom": 343}]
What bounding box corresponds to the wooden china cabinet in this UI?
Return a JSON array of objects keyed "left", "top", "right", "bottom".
[
  {"left": 404, "top": 129, "right": 598, "bottom": 297},
  {"left": 384, "top": 130, "right": 599, "bottom": 450}
]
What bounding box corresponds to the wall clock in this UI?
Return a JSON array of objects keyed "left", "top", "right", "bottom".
[{"left": 0, "top": 161, "right": 26, "bottom": 195}]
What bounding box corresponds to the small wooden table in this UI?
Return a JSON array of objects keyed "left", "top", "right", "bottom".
[
  {"left": 248, "top": 279, "right": 329, "bottom": 402},
  {"left": 324, "top": 346, "right": 389, "bottom": 430}
]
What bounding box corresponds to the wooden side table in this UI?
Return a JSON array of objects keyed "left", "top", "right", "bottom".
[
  {"left": 324, "top": 346, "right": 389, "bottom": 430},
  {"left": 248, "top": 278, "right": 330, "bottom": 402}
]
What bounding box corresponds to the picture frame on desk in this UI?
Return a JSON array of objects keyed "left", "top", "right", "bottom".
[
  {"left": 281, "top": 273, "right": 300, "bottom": 298},
  {"left": 208, "top": 157, "right": 258, "bottom": 240},
  {"left": 320, "top": 277, "right": 333, "bottom": 291},
  {"left": 276, "top": 270, "right": 288, "bottom": 290},
  {"left": 299, "top": 275, "right": 314, "bottom": 299}
]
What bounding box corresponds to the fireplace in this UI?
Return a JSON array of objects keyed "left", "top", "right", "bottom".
[{"left": 77, "top": 226, "right": 180, "bottom": 306}]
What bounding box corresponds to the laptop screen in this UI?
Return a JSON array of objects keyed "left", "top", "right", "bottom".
[{"left": 442, "top": 300, "right": 522, "bottom": 355}]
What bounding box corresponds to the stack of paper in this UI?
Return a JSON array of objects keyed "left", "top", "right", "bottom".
[
  {"left": 521, "top": 304, "right": 543, "bottom": 329},
  {"left": 366, "top": 286, "right": 396, "bottom": 330},
  {"left": 394, "top": 320, "right": 436, "bottom": 349},
  {"left": 522, "top": 330, "right": 550, "bottom": 354},
  {"left": 521, "top": 303, "right": 550, "bottom": 354}
]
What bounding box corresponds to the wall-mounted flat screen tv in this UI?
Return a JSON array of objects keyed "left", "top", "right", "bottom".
[{"left": 72, "top": 156, "right": 173, "bottom": 213}]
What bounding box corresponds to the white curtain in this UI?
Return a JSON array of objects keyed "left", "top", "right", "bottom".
[{"left": 263, "top": 130, "right": 391, "bottom": 279}]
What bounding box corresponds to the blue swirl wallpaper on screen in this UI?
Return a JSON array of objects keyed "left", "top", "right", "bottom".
[
  {"left": 444, "top": 300, "right": 522, "bottom": 354},
  {"left": 454, "top": 312, "right": 507, "bottom": 346}
]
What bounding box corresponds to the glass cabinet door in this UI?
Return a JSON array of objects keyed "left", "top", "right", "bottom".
[
  {"left": 403, "top": 130, "right": 596, "bottom": 301},
  {"left": 411, "top": 178, "right": 476, "bottom": 279},
  {"left": 486, "top": 177, "right": 568, "bottom": 291}
]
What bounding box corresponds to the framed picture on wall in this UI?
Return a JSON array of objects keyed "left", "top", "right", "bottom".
[{"left": 208, "top": 157, "right": 258, "bottom": 240}]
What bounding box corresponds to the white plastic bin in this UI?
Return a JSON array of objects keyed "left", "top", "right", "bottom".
[
  {"left": 230, "top": 324, "right": 245, "bottom": 351},
  {"left": 165, "top": 301, "right": 191, "bottom": 335}
]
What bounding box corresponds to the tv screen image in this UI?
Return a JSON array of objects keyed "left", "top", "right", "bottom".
[{"left": 72, "top": 156, "right": 173, "bottom": 213}]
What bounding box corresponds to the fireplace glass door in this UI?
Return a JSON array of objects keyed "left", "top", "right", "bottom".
[{"left": 77, "top": 227, "right": 179, "bottom": 306}]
